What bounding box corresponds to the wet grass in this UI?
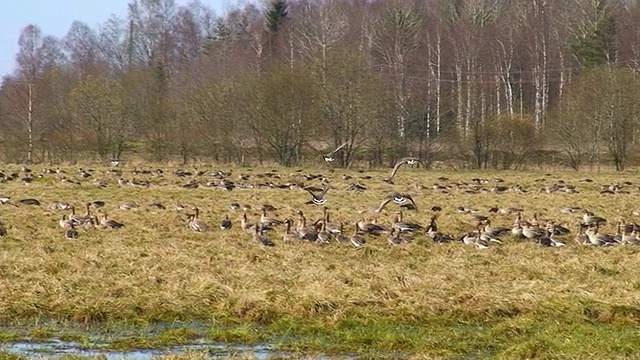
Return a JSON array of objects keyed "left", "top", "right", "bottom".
[{"left": 1, "top": 164, "right": 640, "bottom": 358}]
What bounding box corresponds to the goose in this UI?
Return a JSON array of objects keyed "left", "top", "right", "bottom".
[
  {"left": 392, "top": 211, "right": 423, "bottom": 233},
  {"left": 282, "top": 219, "right": 300, "bottom": 242},
  {"left": 574, "top": 223, "right": 589, "bottom": 245},
  {"left": 335, "top": 223, "right": 350, "bottom": 244},
  {"left": 65, "top": 222, "right": 78, "bottom": 239},
  {"left": 50, "top": 201, "right": 72, "bottom": 211},
  {"left": 481, "top": 219, "right": 510, "bottom": 237},
  {"left": 388, "top": 228, "right": 413, "bottom": 245},
  {"left": 59, "top": 214, "right": 73, "bottom": 228},
  {"left": 460, "top": 229, "right": 481, "bottom": 247},
  {"left": 253, "top": 224, "right": 275, "bottom": 247},
  {"left": 119, "top": 201, "right": 139, "bottom": 211},
  {"left": 375, "top": 193, "right": 417, "bottom": 213},
  {"left": 220, "top": 215, "right": 232, "bottom": 230},
  {"left": 584, "top": 224, "right": 618, "bottom": 246},
  {"left": 357, "top": 218, "right": 388, "bottom": 236},
  {"left": 100, "top": 213, "right": 125, "bottom": 229},
  {"left": 19, "top": 198, "right": 40, "bottom": 206},
  {"left": 521, "top": 223, "right": 544, "bottom": 241},
  {"left": 619, "top": 220, "right": 637, "bottom": 244},
  {"left": 0, "top": 217, "right": 6, "bottom": 237},
  {"left": 582, "top": 210, "right": 607, "bottom": 226},
  {"left": 306, "top": 184, "right": 330, "bottom": 205},
  {"left": 537, "top": 225, "right": 564, "bottom": 247},
  {"left": 241, "top": 212, "right": 257, "bottom": 233},
  {"left": 296, "top": 210, "right": 318, "bottom": 241},
  {"left": 320, "top": 207, "right": 341, "bottom": 234},
  {"left": 187, "top": 207, "right": 208, "bottom": 232},
  {"left": 148, "top": 202, "right": 166, "bottom": 210},
  {"left": 425, "top": 216, "right": 453, "bottom": 243},
  {"left": 260, "top": 208, "right": 282, "bottom": 228},
  {"left": 350, "top": 223, "right": 366, "bottom": 248},
  {"left": 321, "top": 142, "right": 348, "bottom": 163},
  {"left": 383, "top": 157, "right": 428, "bottom": 183},
  {"left": 316, "top": 219, "right": 332, "bottom": 244},
  {"left": 70, "top": 203, "right": 92, "bottom": 225}
]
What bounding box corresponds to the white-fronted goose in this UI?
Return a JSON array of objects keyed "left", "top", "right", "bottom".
[
  {"left": 253, "top": 225, "right": 275, "bottom": 247},
  {"left": 350, "top": 223, "right": 366, "bottom": 248},
  {"left": 100, "top": 213, "right": 125, "bottom": 229},
  {"left": 188, "top": 207, "right": 208, "bottom": 232}
]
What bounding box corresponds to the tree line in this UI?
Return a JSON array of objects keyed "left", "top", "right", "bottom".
[{"left": 1, "top": 0, "right": 640, "bottom": 170}]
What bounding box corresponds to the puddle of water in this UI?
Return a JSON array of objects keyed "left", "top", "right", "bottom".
[{"left": 2, "top": 339, "right": 294, "bottom": 359}]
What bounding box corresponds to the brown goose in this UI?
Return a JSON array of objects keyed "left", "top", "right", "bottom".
[
  {"left": 100, "top": 213, "right": 125, "bottom": 229},
  {"left": 282, "top": 219, "right": 300, "bottom": 242},
  {"left": 296, "top": 210, "right": 318, "bottom": 241},
  {"left": 350, "top": 223, "right": 366, "bottom": 248},
  {"left": 188, "top": 207, "right": 208, "bottom": 232},
  {"left": 253, "top": 224, "right": 275, "bottom": 247}
]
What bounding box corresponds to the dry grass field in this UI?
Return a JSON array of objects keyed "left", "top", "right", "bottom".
[{"left": 1, "top": 163, "right": 640, "bottom": 359}]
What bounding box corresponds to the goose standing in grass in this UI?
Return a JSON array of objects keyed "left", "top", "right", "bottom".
[
  {"left": 100, "top": 213, "right": 125, "bottom": 229},
  {"left": 425, "top": 216, "right": 453, "bottom": 243},
  {"left": 241, "top": 212, "right": 257, "bottom": 233},
  {"left": 0, "top": 215, "right": 6, "bottom": 237},
  {"left": 253, "top": 225, "right": 275, "bottom": 247},
  {"left": 582, "top": 210, "right": 607, "bottom": 226},
  {"left": 317, "top": 219, "right": 332, "bottom": 244},
  {"left": 59, "top": 214, "right": 73, "bottom": 228},
  {"left": 65, "top": 222, "right": 78, "bottom": 239},
  {"left": 574, "top": 223, "right": 588, "bottom": 245},
  {"left": 481, "top": 219, "right": 510, "bottom": 238},
  {"left": 584, "top": 224, "right": 618, "bottom": 246},
  {"left": 350, "top": 223, "right": 366, "bottom": 248},
  {"left": 282, "top": 219, "right": 300, "bottom": 242},
  {"left": 188, "top": 207, "right": 208, "bottom": 232},
  {"left": 357, "top": 218, "right": 388, "bottom": 236},
  {"left": 119, "top": 201, "right": 139, "bottom": 211},
  {"left": 260, "top": 207, "right": 282, "bottom": 228},
  {"left": 296, "top": 210, "right": 318, "bottom": 241},
  {"left": 70, "top": 203, "right": 92, "bottom": 226},
  {"left": 335, "top": 224, "right": 350, "bottom": 244},
  {"left": 220, "top": 215, "right": 232, "bottom": 230},
  {"left": 392, "top": 210, "right": 423, "bottom": 233},
  {"left": 388, "top": 228, "right": 413, "bottom": 245}
]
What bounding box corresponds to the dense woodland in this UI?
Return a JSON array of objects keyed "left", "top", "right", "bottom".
[{"left": 1, "top": 0, "right": 640, "bottom": 170}]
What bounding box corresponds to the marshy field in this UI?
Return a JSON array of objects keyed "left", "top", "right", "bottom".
[{"left": 1, "top": 162, "right": 640, "bottom": 359}]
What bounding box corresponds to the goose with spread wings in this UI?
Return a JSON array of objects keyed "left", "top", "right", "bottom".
[
  {"left": 321, "top": 143, "right": 348, "bottom": 163},
  {"left": 375, "top": 193, "right": 418, "bottom": 213},
  {"left": 306, "top": 184, "right": 330, "bottom": 205},
  {"left": 384, "top": 157, "right": 428, "bottom": 183}
]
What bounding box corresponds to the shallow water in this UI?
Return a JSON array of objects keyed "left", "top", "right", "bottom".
[{"left": 3, "top": 339, "right": 293, "bottom": 359}]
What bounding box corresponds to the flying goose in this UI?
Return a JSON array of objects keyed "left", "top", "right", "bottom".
[
  {"left": 321, "top": 142, "right": 348, "bottom": 163},
  {"left": 375, "top": 193, "right": 417, "bottom": 213},
  {"left": 383, "top": 157, "right": 428, "bottom": 183},
  {"left": 306, "top": 184, "right": 330, "bottom": 205}
]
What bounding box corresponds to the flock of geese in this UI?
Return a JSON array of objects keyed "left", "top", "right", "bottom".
[{"left": 0, "top": 157, "right": 639, "bottom": 250}]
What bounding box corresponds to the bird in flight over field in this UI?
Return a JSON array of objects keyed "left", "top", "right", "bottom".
[
  {"left": 321, "top": 143, "right": 348, "bottom": 163},
  {"left": 384, "top": 157, "right": 428, "bottom": 183}
]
